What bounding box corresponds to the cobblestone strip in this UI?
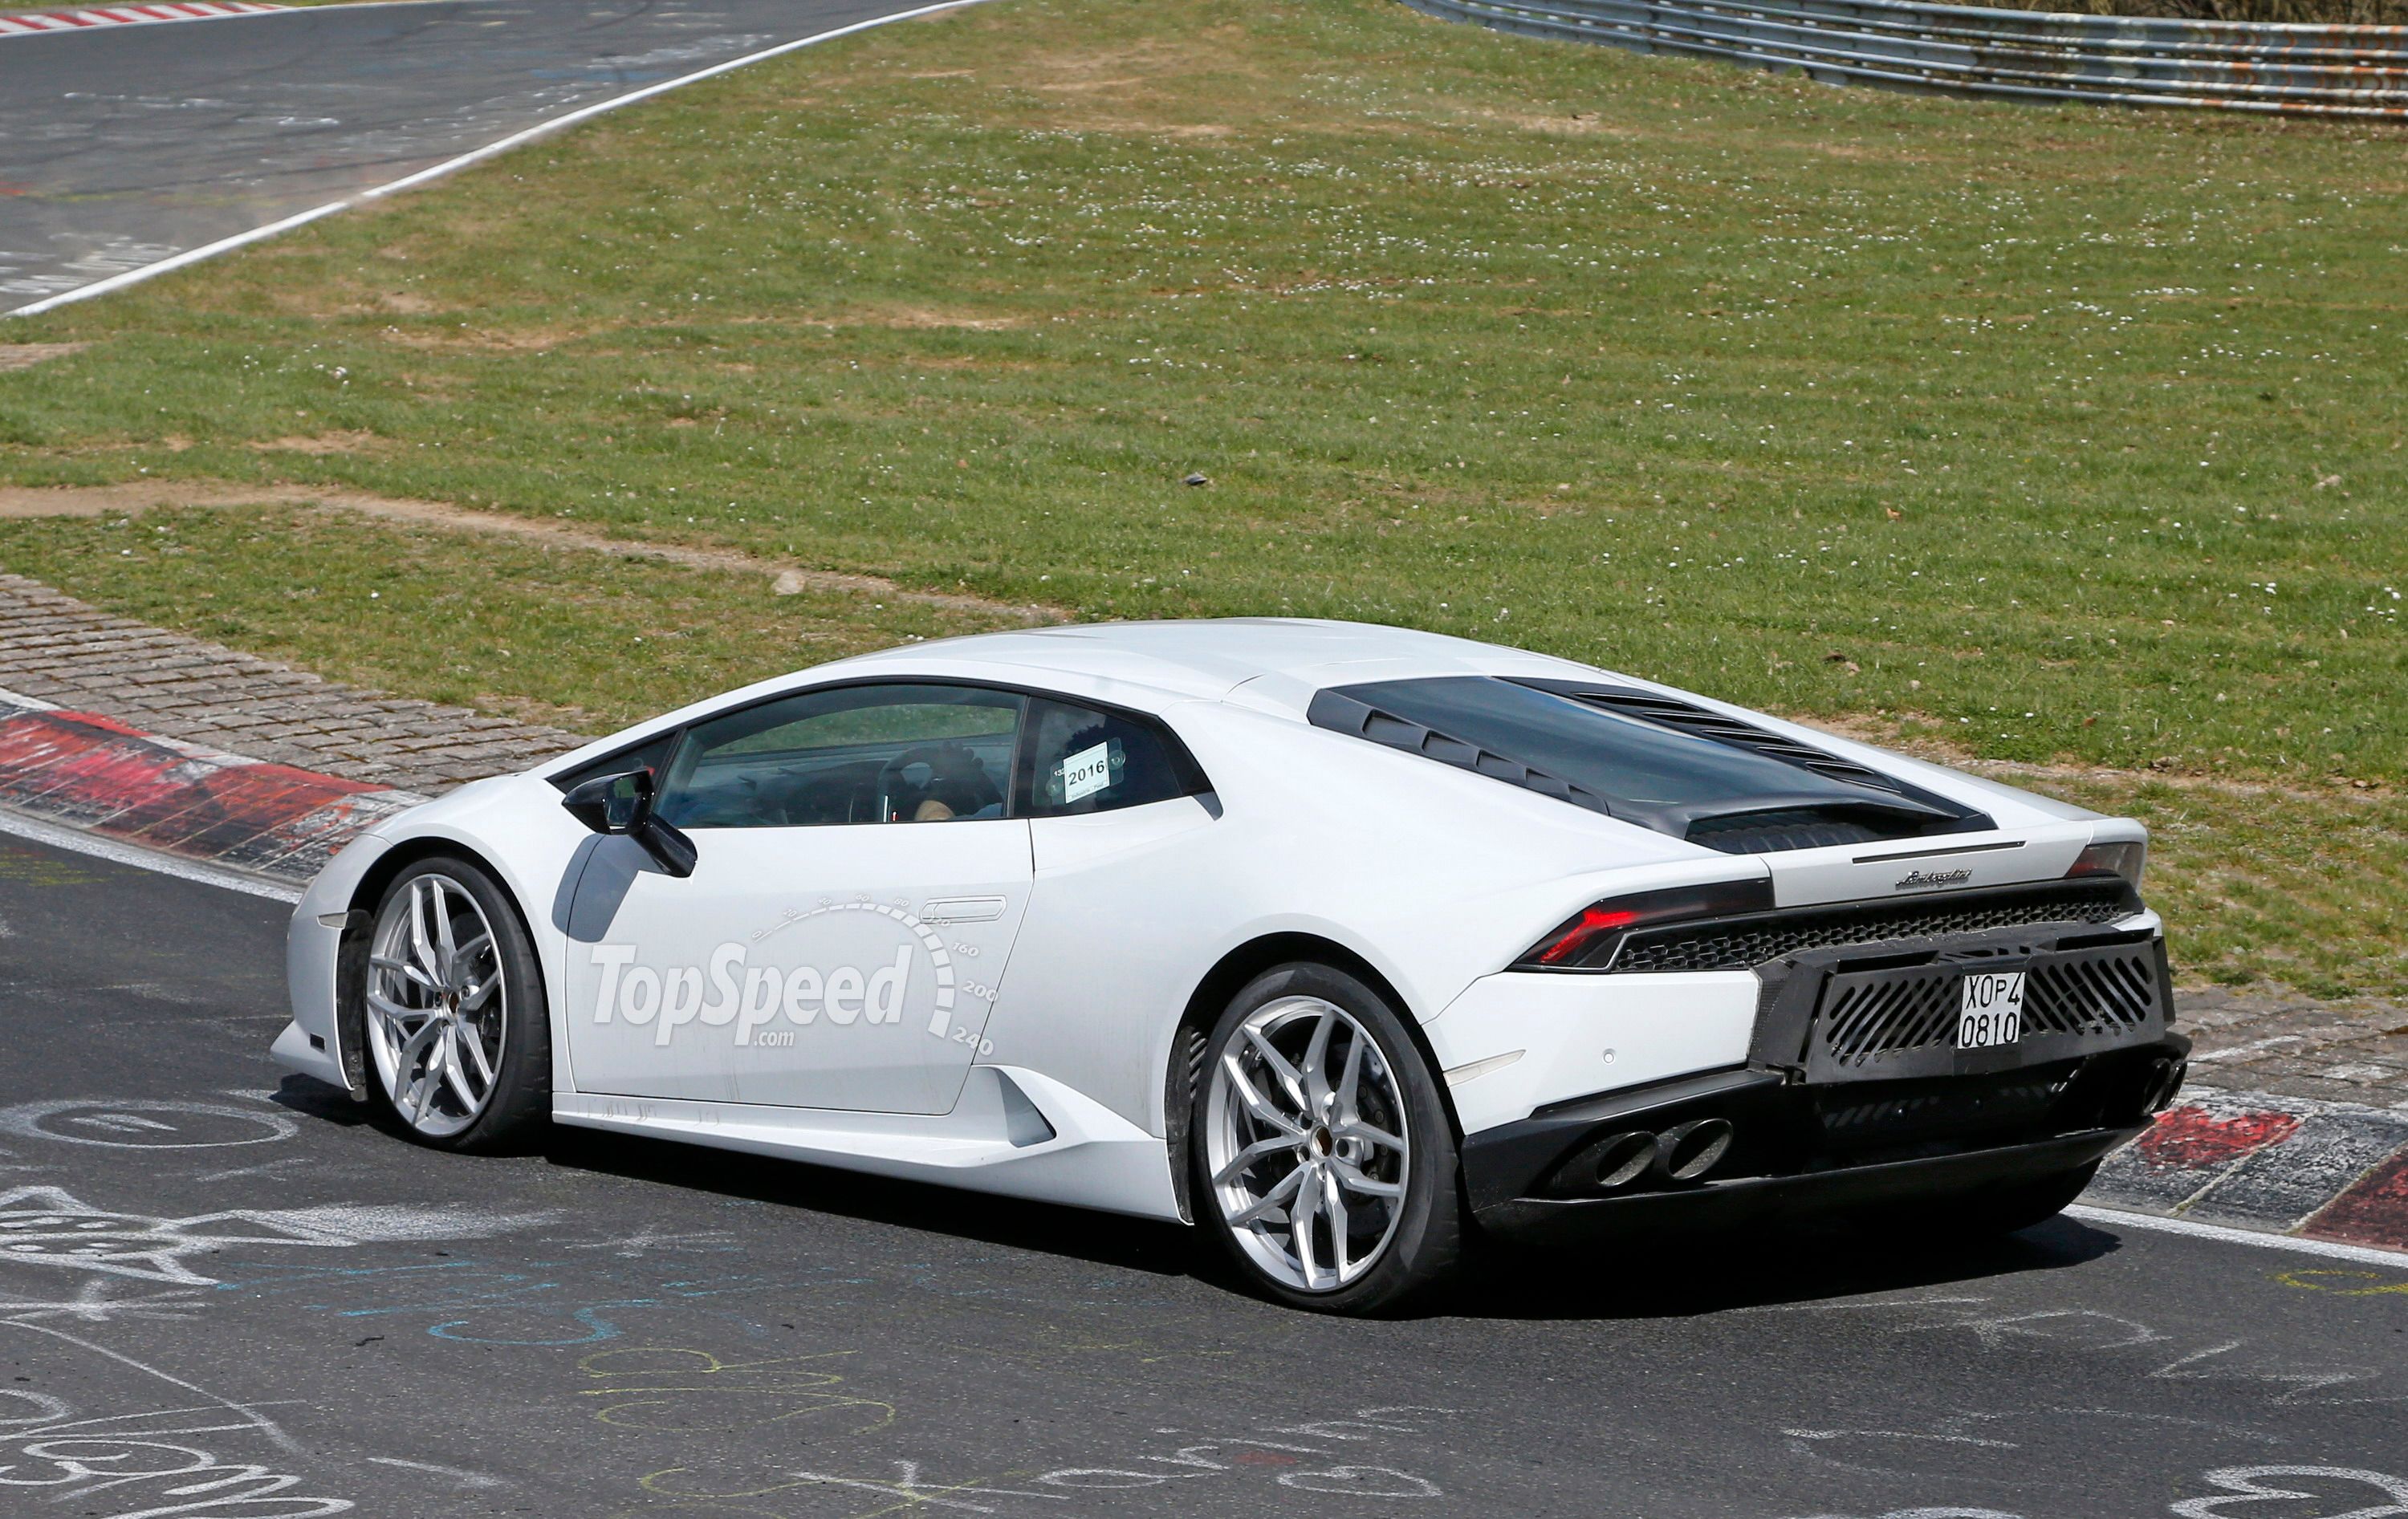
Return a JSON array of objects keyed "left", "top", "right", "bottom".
[
  {"left": 0, "top": 571, "right": 586, "bottom": 792},
  {"left": 2177, "top": 986, "right": 2408, "bottom": 1111},
  {"left": 2089, "top": 1082, "right": 2408, "bottom": 1252}
]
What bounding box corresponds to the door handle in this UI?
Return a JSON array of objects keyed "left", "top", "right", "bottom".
[{"left": 921, "top": 896, "right": 1007, "bottom": 924}]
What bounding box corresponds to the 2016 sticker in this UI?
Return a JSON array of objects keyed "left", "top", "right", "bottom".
[{"left": 1060, "top": 741, "right": 1112, "bottom": 802}]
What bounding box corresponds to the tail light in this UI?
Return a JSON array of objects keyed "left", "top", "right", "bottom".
[
  {"left": 2067, "top": 839, "right": 2146, "bottom": 887},
  {"left": 1517, "top": 877, "right": 1773, "bottom": 970}
]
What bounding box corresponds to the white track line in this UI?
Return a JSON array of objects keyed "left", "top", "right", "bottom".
[
  {"left": 0, "top": 806, "right": 302, "bottom": 902},
  {"left": 2066, "top": 1204, "right": 2408, "bottom": 1267},
  {"left": 9, "top": 0, "right": 986, "bottom": 316},
  {"left": 12, "top": 201, "right": 352, "bottom": 316}
]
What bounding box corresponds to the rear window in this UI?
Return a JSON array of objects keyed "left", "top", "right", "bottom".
[
  {"left": 1022, "top": 697, "right": 1196, "bottom": 818},
  {"left": 1310, "top": 676, "right": 1980, "bottom": 851}
]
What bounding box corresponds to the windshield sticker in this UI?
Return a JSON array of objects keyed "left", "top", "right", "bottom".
[{"left": 1060, "top": 741, "right": 1112, "bottom": 802}]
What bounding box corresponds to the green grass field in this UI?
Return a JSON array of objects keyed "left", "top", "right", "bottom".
[{"left": 1, "top": 0, "right": 2401, "bottom": 995}]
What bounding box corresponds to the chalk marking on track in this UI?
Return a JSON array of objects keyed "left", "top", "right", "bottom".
[
  {"left": 0, "top": 1320, "right": 309, "bottom": 1453},
  {"left": 364, "top": 1455, "right": 507, "bottom": 1489},
  {"left": 8, "top": 0, "right": 993, "bottom": 316},
  {"left": 2067, "top": 1204, "right": 2408, "bottom": 1266}
]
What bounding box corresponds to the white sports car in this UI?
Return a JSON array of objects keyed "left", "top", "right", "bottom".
[{"left": 275, "top": 619, "right": 2187, "bottom": 1312}]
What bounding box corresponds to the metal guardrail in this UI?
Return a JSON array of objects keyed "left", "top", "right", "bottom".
[{"left": 1399, "top": 0, "right": 2408, "bottom": 115}]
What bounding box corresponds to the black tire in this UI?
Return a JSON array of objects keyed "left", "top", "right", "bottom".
[
  {"left": 1189, "top": 962, "right": 1462, "bottom": 1315},
  {"left": 359, "top": 856, "right": 551, "bottom": 1153}
]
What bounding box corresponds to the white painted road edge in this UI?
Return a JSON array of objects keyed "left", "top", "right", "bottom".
[
  {"left": 2064, "top": 1204, "right": 2408, "bottom": 1266},
  {"left": 0, "top": 805, "right": 302, "bottom": 903},
  {"left": 7, "top": 0, "right": 988, "bottom": 316}
]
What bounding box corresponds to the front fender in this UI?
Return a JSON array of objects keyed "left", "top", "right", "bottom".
[{"left": 275, "top": 831, "right": 397, "bottom": 1098}]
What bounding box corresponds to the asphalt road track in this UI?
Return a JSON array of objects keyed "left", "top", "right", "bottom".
[
  {"left": 3, "top": 828, "right": 2406, "bottom": 1517},
  {"left": 0, "top": 0, "right": 941, "bottom": 306}
]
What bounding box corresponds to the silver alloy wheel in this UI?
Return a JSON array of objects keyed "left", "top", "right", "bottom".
[
  {"left": 1204, "top": 995, "right": 1412, "bottom": 1294},
  {"left": 366, "top": 873, "right": 506, "bottom": 1141}
]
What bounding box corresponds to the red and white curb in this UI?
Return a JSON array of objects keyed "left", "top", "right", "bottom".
[
  {"left": 0, "top": 688, "right": 419, "bottom": 893},
  {"left": 0, "top": 2, "right": 282, "bottom": 36},
  {"left": 2089, "top": 1083, "right": 2408, "bottom": 1253}
]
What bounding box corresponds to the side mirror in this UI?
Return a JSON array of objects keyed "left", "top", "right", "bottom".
[
  {"left": 562, "top": 769, "right": 651, "bottom": 835},
  {"left": 560, "top": 769, "right": 698, "bottom": 879}
]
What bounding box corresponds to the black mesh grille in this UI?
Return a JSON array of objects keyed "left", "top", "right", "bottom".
[
  {"left": 1609, "top": 880, "right": 2136, "bottom": 973},
  {"left": 2024, "top": 952, "right": 2164, "bottom": 1038},
  {"left": 1816, "top": 941, "right": 2163, "bottom": 1070},
  {"left": 1685, "top": 809, "right": 1889, "bottom": 855},
  {"left": 1822, "top": 974, "right": 1961, "bottom": 1065},
  {"left": 1815, "top": 1073, "right": 2064, "bottom": 1147}
]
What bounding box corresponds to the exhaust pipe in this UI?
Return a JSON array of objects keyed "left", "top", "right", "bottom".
[
  {"left": 1653, "top": 1118, "right": 1735, "bottom": 1184},
  {"left": 1590, "top": 1131, "right": 1659, "bottom": 1190},
  {"left": 2144, "top": 1056, "right": 2187, "bottom": 1115},
  {"left": 1545, "top": 1130, "right": 1659, "bottom": 1196}
]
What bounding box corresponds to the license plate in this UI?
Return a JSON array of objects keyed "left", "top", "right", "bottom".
[{"left": 1956, "top": 970, "right": 2025, "bottom": 1050}]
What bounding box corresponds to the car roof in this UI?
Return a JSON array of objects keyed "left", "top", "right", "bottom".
[
  {"left": 832, "top": 618, "right": 1605, "bottom": 706},
  {"left": 535, "top": 619, "right": 1621, "bottom": 778}
]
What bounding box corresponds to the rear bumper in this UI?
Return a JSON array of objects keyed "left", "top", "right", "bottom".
[
  {"left": 1474, "top": 1125, "right": 2142, "bottom": 1244},
  {"left": 1461, "top": 1034, "right": 2189, "bottom": 1240}
]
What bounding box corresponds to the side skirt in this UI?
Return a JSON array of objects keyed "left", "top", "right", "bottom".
[{"left": 552, "top": 1065, "right": 1185, "bottom": 1223}]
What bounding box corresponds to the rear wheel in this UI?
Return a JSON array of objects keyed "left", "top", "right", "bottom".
[
  {"left": 360, "top": 858, "right": 549, "bottom": 1152},
  {"left": 1192, "top": 964, "right": 1462, "bottom": 1314}
]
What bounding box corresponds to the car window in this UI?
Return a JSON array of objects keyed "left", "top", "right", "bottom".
[
  {"left": 1023, "top": 697, "right": 1190, "bottom": 818},
  {"left": 1327, "top": 676, "right": 1854, "bottom": 811},
  {"left": 655, "top": 684, "right": 1024, "bottom": 829},
  {"left": 1311, "top": 676, "right": 1977, "bottom": 850}
]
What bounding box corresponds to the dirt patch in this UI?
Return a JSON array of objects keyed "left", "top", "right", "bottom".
[
  {"left": 1023, "top": 38, "right": 1232, "bottom": 88},
  {"left": 375, "top": 323, "right": 600, "bottom": 351},
  {"left": 1475, "top": 108, "right": 1637, "bottom": 138},
  {"left": 1793, "top": 140, "right": 1938, "bottom": 164},
  {"left": 1001, "top": 31, "right": 1261, "bottom": 129},
  {"left": 332, "top": 287, "right": 442, "bottom": 316},
  {"left": 251, "top": 431, "right": 386, "bottom": 455},
  {"left": 0, "top": 482, "right": 1064, "bottom": 623},
  {"left": 0, "top": 343, "right": 87, "bottom": 372},
  {"left": 714, "top": 308, "right": 1023, "bottom": 331},
  {"left": 0, "top": 481, "right": 291, "bottom": 518},
  {"left": 853, "top": 307, "right": 1023, "bottom": 331}
]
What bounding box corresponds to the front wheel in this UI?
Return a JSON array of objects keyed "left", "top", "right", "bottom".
[
  {"left": 1192, "top": 964, "right": 1462, "bottom": 1314},
  {"left": 360, "top": 857, "right": 550, "bottom": 1151}
]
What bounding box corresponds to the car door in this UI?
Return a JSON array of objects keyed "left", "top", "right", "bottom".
[
  {"left": 974, "top": 696, "right": 1221, "bottom": 1119},
  {"left": 561, "top": 681, "right": 1033, "bottom": 1115}
]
